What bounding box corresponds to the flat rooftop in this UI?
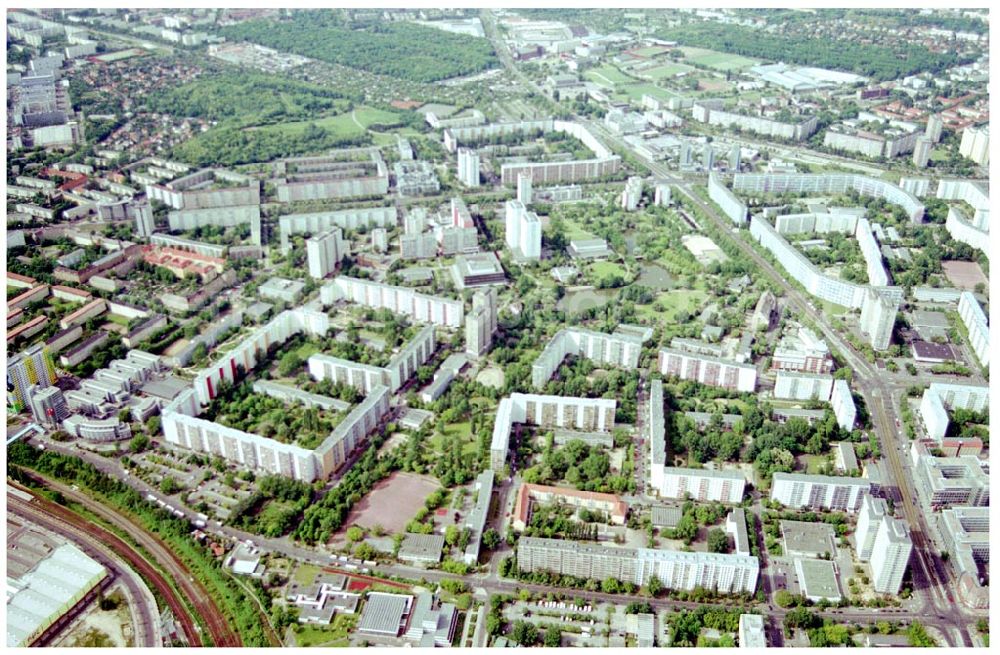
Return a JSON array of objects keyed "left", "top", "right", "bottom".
[
  {"left": 795, "top": 558, "right": 841, "bottom": 601},
  {"left": 781, "top": 520, "right": 836, "bottom": 557}
]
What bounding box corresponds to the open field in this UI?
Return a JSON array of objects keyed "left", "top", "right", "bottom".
[
  {"left": 680, "top": 46, "right": 760, "bottom": 71},
  {"left": 331, "top": 471, "right": 439, "bottom": 538},
  {"left": 584, "top": 65, "right": 635, "bottom": 86},
  {"left": 942, "top": 260, "right": 987, "bottom": 289},
  {"left": 639, "top": 62, "right": 695, "bottom": 80},
  {"left": 589, "top": 260, "right": 627, "bottom": 279},
  {"left": 617, "top": 83, "right": 681, "bottom": 103},
  {"left": 258, "top": 106, "right": 403, "bottom": 138}
]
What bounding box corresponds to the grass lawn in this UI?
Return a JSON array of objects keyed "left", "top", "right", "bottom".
[
  {"left": 631, "top": 46, "right": 672, "bottom": 58},
  {"left": 584, "top": 65, "right": 635, "bottom": 87},
  {"left": 106, "top": 314, "right": 130, "bottom": 326},
  {"left": 680, "top": 46, "right": 760, "bottom": 71},
  {"left": 802, "top": 454, "right": 829, "bottom": 474},
  {"left": 293, "top": 614, "right": 356, "bottom": 647},
  {"left": 261, "top": 106, "right": 403, "bottom": 139},
  {"left": 561, "top": 219, "right": 598, "bottom": 240},
  {"left": 293, "top": 563, "right": 322, "bottom": 586},
  {"left": 428, "top": 422, "right": 477, "bottom": 457},
  {"left": 589, "top": 261, "right": 626, "bottom": 279},
  {"left": 636, "top": 289, "right": 707, "bottom": 321},
  {"left": 294, "top": 342, "right": 321, "bottom": 359},
  {"left": 640, "top": 63, "right": 694, "bottom": 80}
]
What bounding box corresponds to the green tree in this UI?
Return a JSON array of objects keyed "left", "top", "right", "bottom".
[
  {"left": 510, "top": 620, "right": 538, "bottom": 646},
  {"left": 543, "top": 627, "right": 561, "bottom": 647},
  {"left": 707, "top": 527, "right": 730, "bottom": 554},
  {"left": 346, "top": 526, "right": 365, "bottom": 543},
  {"left": 129, "top": 434, "right": 150, "bottom": 453}
]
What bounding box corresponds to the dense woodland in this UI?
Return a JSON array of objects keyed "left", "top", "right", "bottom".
[
  {"left": 659, "top": 23, "right": 970, "bottom": 81},
  {"left": 219, "top": 11, "right": 498, "bottom": 83}
]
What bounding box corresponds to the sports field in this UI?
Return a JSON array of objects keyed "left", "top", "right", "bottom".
[
  {"left": 640, "top": 63, "right": 694, "bottom": 80},
  {"left": 680, "top": 46, "right": 760, "bottom": 71},
  {"left": 584, "top": 65, "right": 635, "bottom": 87},
  {"left": 331, "top": 471, "right": 439, "bottom": 537},
  {"left": 262, "top": 106, "right": 402, "bottom": 138},
  {"left": 619, "top": 83, "right": 681, "bottom": 103}
]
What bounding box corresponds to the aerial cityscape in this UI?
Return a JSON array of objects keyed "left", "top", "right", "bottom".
[{"left": 5, "top": 6, "right": 991, "bottom": 649}]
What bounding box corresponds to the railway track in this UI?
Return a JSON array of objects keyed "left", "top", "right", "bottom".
[
  {"left": 7, "top": 484, "right": 200, "bottom": 647},
  {"left": 13, "top": 473, "right": 242, "bottom": 647}
]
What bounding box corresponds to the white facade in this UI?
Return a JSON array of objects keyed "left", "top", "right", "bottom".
[
  {"left": 774, "top": 371, "right": 833, "bottom": 401},
  {"left": 708, "top": 173, "right": 747, "bottom": 225},
  {"left": 919, "top": 382, "right": 990, "bottom": 441},
  {"left": 855, "top": 495, "right": 889, "bottom": 562},
  {"left": 859, "top": 288, "right": 898, "bottom": 351},
  {"left": 517, "top": 537, "right": 759, "bottom": 594},
  {"left": 958, "top": 292, "right": 989, "bottom": 367},
  {"left": 321, "top": 277, "right": 463, "bottom": 328},
  {"left": 912, "top": 136, "right": 932, "bottom": 168},
  {"left": 505, "top": 199, "right": 541, "bottom": 260},
  {"left": 465, "top": 288, "right": 497, "bottom": 358},
  {"left": 532, "top": 328, "right": 643, "bottom": 389},
  {"left": 622, "top": 176, "right": 643, "bottom": 211},
  {"left": 278, "top": 206, "right": 396, "bottom": 252},
  {"left": 490, "top": 393, "right": 617, "bottom": 471},
  {"left": 870, "top": 516, "right": 912, "bottom": 594},
  {"left": 517, "top": 171, "right": 533, "bottom": 205},
  {"left": 770, "top": 472, "right": 869, "bottom": 512},
  {"left": 657, "top": 347, "right": 757, "bottom": 392},
  {"left": 959, "top": 125, "right": 989, "bottom": 166},
  {"left": 946, "top": 206, "right": 989, "bottom": 259},
  {"left": 306, "top": 228, "right": 345, "bottom": 279},
  {"left": 652, "top": 467, "right": 745, "bottom": 503},
  {"left": 830, "top": 379, "right": 856, "bottom": 431},
  {"left": 457, "top": 148, "right": 480, "bottom": 187}
]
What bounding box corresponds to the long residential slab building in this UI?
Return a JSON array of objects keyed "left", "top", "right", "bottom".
[
  {"left": 770, "top": 472, "right": 869, "bottom": 512},
  {"left": 531, "top": 327, "right": 644, "bottom": 389},
  {"left": 517, "top": 537, "right": 759, "bottom": 594}
]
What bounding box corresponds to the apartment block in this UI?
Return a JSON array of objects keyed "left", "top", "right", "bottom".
[
  {"left": 830, "top": 379, "right": 857, "bottom": 431},
  {"left": 870, "top": 516, "right": 912, "bottom": 594},
  {"left": 306, "top": 228, "right": 346, "bottom": 279},
  {"left": 650, "top": 467, "right": 746, "bottom": 504},
  {"left": 774, "top": 371, "right": 833, "bottom": 401},
  {"left": 769, "top": 472, "right": 869, "bottom": 512},
  {"left": 321, "top": 277, "right": 464, "bottom": 329},
  {"left": 657, "top": 347, "right": 757, "bottom": 392},
  {"left": 532, "top": 327, "right": 644, "bottom": 389},
  {"left": 957, "top": 292, "right": 988, "bottom": 367},
  {"left": 517, "top": 537, "right": 758, "bottom": 594}
]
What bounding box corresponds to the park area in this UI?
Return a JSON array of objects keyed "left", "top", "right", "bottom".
[{"left": 331, "top": 471, "right": 439, "bottom": 537}]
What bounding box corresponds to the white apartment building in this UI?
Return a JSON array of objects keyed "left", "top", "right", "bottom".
[
  {"left": 657, "top": 347, "right": 757, "bottom": 393},
  {"left": 532, "top": 327, "right": 644, "bottom": 389},
  {"left": 465, "top": 288, "right": 497, "bottom": 358},
  {"left": 870, "top": 516, "right": 912, "bottom": 594},
  {"left": 306, "top": 228, "right": 345, "bottom": 279},
  {"left": 278, "top": 206, "right": 396, "bottom": 252},
  {"left": 621, "top": 176, "right": 643, "bottom": 211},
  {"left": 516, "top": 537, "right": 759, "bottom": 594},
  {"left": 913, "top": 136, "right": 932, "bottom": 168},
  {"left": 830, "top": 379, "right": 856, "bottom": 431},
  {"left": 946, "top": 206, "right": 989, "bottom": 259},
  {"left": 457, "top": 148, "right": 480, "bottom": 187},
  {"left": 958, "top": 292, "right": 988, "bottom": 366},
  {"left": 774, "top": 371, "right": 833, "bottom": 401},
  {"left": 708, "top": 173, "right": 747, "bottom": 225},
  {"left": 859, "top": 288, "right": 898, "bottom": 351},
  {"left": 770, "top": 472, "right": 869, "bottom": 513},
  {"left": 698, "top": 106, "right": 818, "bottom": 141},
  {"left": 651, "top": 467, "right": 746, "bottom": 504},
  {"left": 959, "top": 125, "right": 989, "bottom": 166},
  {"left": 517, "top": 171, "right": 533, "bottom": 204},
  {"left": 490, "top": 394, "right": 617, "bottom": 471},
  {"left": 919, "top": 382, "right": 989, "bottom": 441},
  {"left": 733, "top": 173, "right": 924, "bottom": 223},
  {"left": 504, "top": 199, "right": 541, "bottom": 260},
  {"left": 400, "top": 232, "right": 438, "bottom": 260},
  {"left": 308, "top": 325, "right": 435, "bottom": 394},
  {"left": 321, "top": 277, "right": 464, "bottom": 328},
  {"left": 133, "top": 201, "right": 154, "bottom": 238},
  {"left": 855, "top": 495, "right": 890, "bottom": 562},
  {"left": 916, "top": 453, "right": 990, "bottom": 508}
]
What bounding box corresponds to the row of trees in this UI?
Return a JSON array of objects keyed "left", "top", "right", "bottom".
[{"left": 220, "top": 11, "right": 498, "bottom": 83}]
